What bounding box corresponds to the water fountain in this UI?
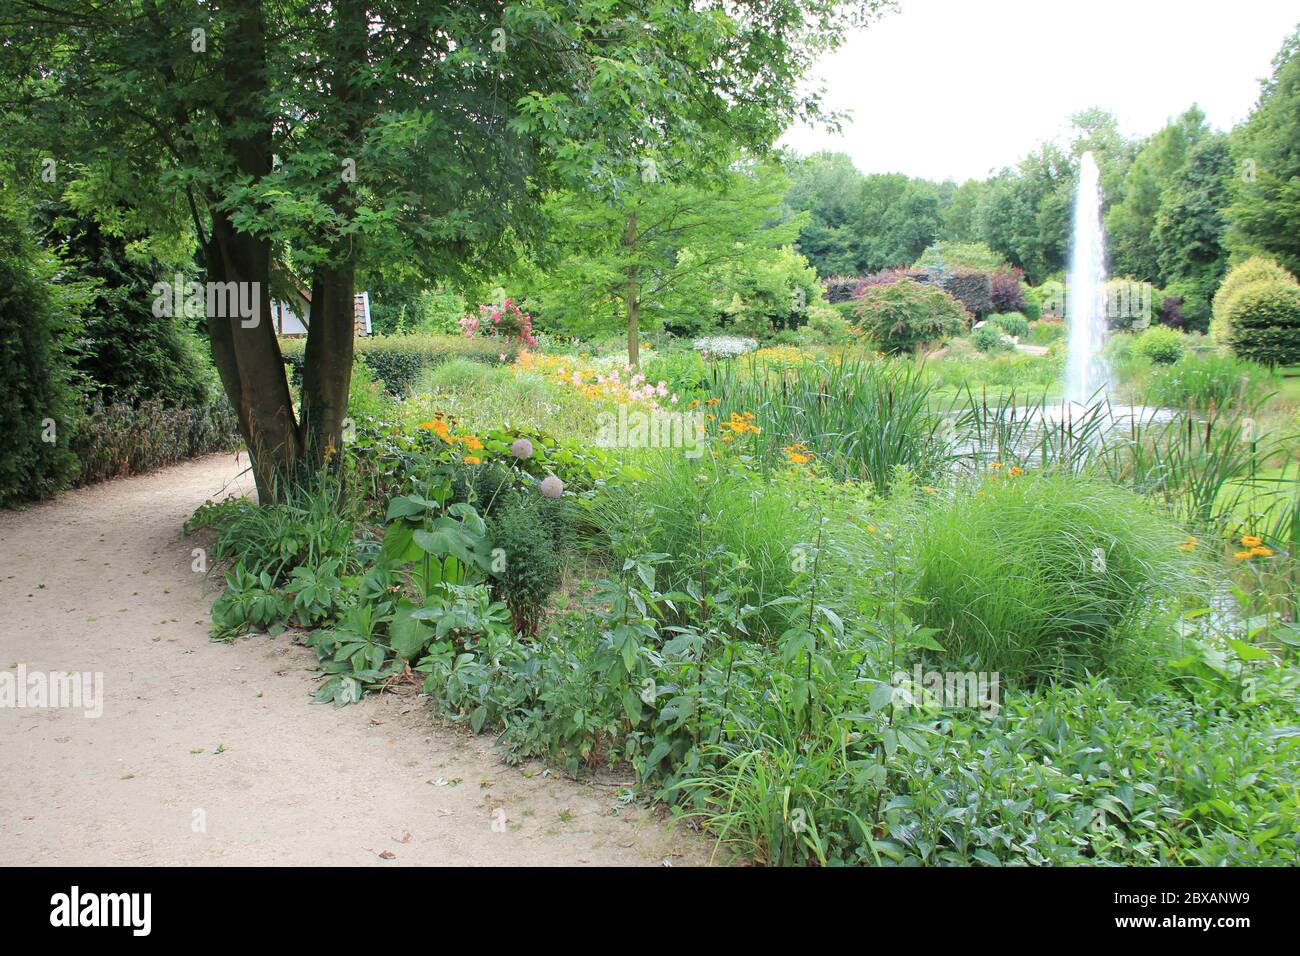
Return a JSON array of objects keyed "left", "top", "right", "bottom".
[{"left": 1064, "top": 151, "right": 1108, "bottom": 406}]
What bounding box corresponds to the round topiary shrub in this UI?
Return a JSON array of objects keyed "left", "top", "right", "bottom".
[
  {"left": 1134, "top": 325, "right": 1187, "bottom": 365},
  {"left": 1223, "top": 279, "right": 1300, "bottom": 366},
  {"left": 853, "top": 279, "right": 970, "bottom": 354},
  {"left": 911, "top": 473, "right": 1193, "bottom": 683},
  {"left": 1211, "top": 257, "right": 1296, "bottom": 342}
]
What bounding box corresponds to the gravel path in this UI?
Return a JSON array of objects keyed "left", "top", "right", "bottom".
[{"left": 0, "top": 453, "right": 710, "bottom": 866}]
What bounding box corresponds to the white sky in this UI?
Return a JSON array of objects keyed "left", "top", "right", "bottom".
[{"left": 780, "top": 0, "right": 1298, "bottom": 182}]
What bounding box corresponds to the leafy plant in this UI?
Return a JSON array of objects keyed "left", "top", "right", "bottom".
[{"left": 853, "top": 280, "right": 970, "bottom": 354}]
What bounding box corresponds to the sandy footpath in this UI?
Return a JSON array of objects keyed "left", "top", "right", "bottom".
[{"left": 0, "top": 453, "right": 711, "bottom": 866}]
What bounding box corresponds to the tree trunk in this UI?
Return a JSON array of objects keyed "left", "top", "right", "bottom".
[
  {"left": 625, "top": 210, "right": 640, "bottom": 367},
  {"left": 300, "top": 263, "right": 355, "bottom": 469},
  {"left": 202, "top": 0, "right": 300, "bottom": 501}
]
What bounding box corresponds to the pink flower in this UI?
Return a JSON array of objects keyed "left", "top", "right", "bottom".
[
  {"left": 510, "top": 438, "right": 534, "bottom": 459},
  {"left": 539, "top": 476, "right": 563, "bottom": 498}
]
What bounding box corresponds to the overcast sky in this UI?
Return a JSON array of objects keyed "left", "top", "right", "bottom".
[{"left": 779, "top": 0, "right": 1298, "bottom": 183}]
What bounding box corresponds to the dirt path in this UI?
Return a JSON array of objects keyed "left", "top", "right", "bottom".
[{"left": 0, "top": 454, "right": 712, "bottom": 866}]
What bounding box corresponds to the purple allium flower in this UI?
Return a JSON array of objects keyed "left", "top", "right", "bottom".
[
  {"left": 510, "top": 437, "right": 534, "bottom": 459},
  {"left": 539, "top": 476, "right": 564, "bottom": 498}
]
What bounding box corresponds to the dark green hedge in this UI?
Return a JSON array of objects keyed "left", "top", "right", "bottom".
[
  {"left": 281, "top": 333, "right": 518, "bottom": 395},
  {"left": 0, "top": 193, "right": 78, "bottom": 507}
]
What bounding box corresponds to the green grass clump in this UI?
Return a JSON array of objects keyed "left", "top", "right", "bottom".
[
  {"left": 1141, "top": 351, "right": 1273, "bottom": 409},
  {"left": 710, "top": 354, "right": 951, "bottom": 491},
  {"left": 912, "top": 472, "right": 1193, "bottom": 683}
]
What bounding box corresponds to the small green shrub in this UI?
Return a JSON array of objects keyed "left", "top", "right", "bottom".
[
  {"left": 1135, "top": 325, "right": 1187, "bottom": 365},
  {"left": 990, "top": 312, "right": 1029, "bottom": 339},
  {"left": 971, "top": 322, "right": 1013, "bottom": 353},
  {"left": 912, "top": 473, "right": 1193, "bottom": 683},
  {"left": 488, "top": 490, "right": 568, "bottom": 637},
  {"left": 853, "top": 280, "right": 970, "bottom": 354}
]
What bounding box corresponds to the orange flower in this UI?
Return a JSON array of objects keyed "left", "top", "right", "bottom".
[
  {"left": 1241, "top": 534, "right": 1263, "bottom": 548},
  {"left": 464, "top": 455, "right": 482, "bottom": 465},
  {"left": 1009, "top": 466, "right": 1024, "bottom": 477},
  {"left": 1250, "top": 546, "right": 1274, "bottom": 558}
]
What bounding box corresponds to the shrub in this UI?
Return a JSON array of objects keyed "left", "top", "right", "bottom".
[
  {"left": 1223, "top": 279, "right": 1300, "bottom": 366},
  {"left": 1156, "top": 294, "right": 1189, "bottom": 331},
  {"left": 0, "top": 193, "right": 78, "bottom": 506},
  {"left": 939, "top": 271, "right": 993, "bottom": 318},
  {"left": 796, "top": 302, "right": 855, "bottom": 345},
  {"left": 282, "top": 333, "right": 518, "bottom": 395},
  {"left": 487, "top": 490, "right": 568, "bottom": 637},
  {"left": 1211, "top": 257, "right": 1295, "bottom": 342},
  {"left": 989, "top": 269, "right": 1027, "bottom": 314},
  {"left": 990, "top": 312, "right": 1029, "bottom": 339},
  {"left": 459, "top": 298, "right": 536, "bottom": 347},
  {"left": 822, "top": 275, "right": 864, "bottom": 304},
  {"left": 1021, "top": 285, "right": 1043, "bottom": 322},
  {"left": 1135, "top": 325, "right": 1187, "bottom": 366},
  {"left": 71, "top": 398, "right": 242, "bottom": 487},
  {"left": 971, "top": 322, "right": 1013, "bottom": 353},
  {"left": 853, "top": 279, "right": 970, "bottom": 354},
  {"left": 912, "top": 473, "right": 1192, "bottom": 683},
  {"left": 32, "top": 203, "right": 211, "bottom": 409},
  {"left": 1160, "top": 275, "right": 1213, "bottom": 333}
]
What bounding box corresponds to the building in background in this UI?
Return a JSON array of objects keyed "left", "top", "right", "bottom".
[{"left": 272, "top": 290, "right": 371, "bottom": 337}]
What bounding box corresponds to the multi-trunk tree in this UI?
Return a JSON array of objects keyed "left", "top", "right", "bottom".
[{"left": 1, "top": 0, "right": 886, "bottom": 499}]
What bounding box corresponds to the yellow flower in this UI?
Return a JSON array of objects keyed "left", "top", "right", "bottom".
[
  {"left": 687, "top": 399, "right": 700, "bottom": 409},
  {"left": 705, "top": 398, "right": 720, "bottom": 406},
  {"left": 1178, "top": 536, "right": 1198, "bottom": 552},
  {"left": 1241, "top": 534, "right": 1263, "bottom": 548},
  {"left": 1233, "top": 550, "right": 1253, "bottom": 560},
  {"left": 1009, "top": 466, "right": 1024, "bottom": 477},
  {"left": 867, "top": 524, "right": 877, "bottom": 534},
  {"left": 989, "top": 462, "right": 1003, "bottom": 470},
  {"left": 464, "top": 455, "right": 482, "bottom": 465},
  {"left": 784, "top": 444, "right": 814, "bottom": 465},
  {"left": 1250, "top": 546, "right": 1274, "bottom": 557}
]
